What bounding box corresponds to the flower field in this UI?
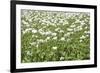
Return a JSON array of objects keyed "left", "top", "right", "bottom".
[{"left": 21, "top": 10, "right": 90, "bottom": 63}]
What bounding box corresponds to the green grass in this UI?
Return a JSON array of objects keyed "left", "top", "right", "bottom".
[{"left": 21, "top": 10, "right": 90, "bottom": 63}]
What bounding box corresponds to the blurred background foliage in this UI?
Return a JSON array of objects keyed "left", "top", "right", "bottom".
[{"left": 21, "top": 9, "right": 90, "bottom": 63}]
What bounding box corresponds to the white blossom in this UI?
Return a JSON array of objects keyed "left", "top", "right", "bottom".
[
  {"left": 39, "top": 31, "right": 45, "bottom": 35},
  {"left": 80, "top": 35, "right": 86, "bottom": 39},
  {"left": 75, "top": 26, "right": 82, "bottom": 31},
  {"left": 60, "top": 37, "right": 65, "bottom": 41},
  {"left": 60, "top": 57, "right": 64, "bottom": 60},
  {"left": 64, "top": 33, "right": 70, "bottom": 37},
  {"left": 85, "top": 26, "right": 88, "bottom": 29},
  {"left": 80, "top": 40, "right": 82, "bottom": 42},
  {"left": 32, "top": 29, "right": 37, "bottom": 33},
  {"left": 53, "top": 37, "right": 57, "bottom": 40},
  {"left": 42, "top": 31, "right": 52, "bottom": 35},
  {"left": 67, "top": 28, "right": 73, "bottom": 31},
  {"left": 36, "top": 44, "right": 39, "bottom": 48},
  {"left": 38, "top": 28, "right": 43, "bottom": 32},
  {"left": 65, "top": 21, "right": 69, "bottom": 24},
  {"left": 70, "top": 32, "right": 74, "bottom": 34},
  {"left": 81, "top": 21, "right": 85, "bottom": 25},
  {"left": 52, "top": 46, "right": 57, "bottom": 50},
  {"left": 42, "top": 19, "right": 47, "bottom": 23},
  {"left": 46, "top": 37, "right": 50, "bottom": 40},
  {"left": 51, "top": 33, "right": 57, "bottom": 36},
  {"left": 70, "top": 25, "right": 76, "bottom": 28},
  {"left": 35, "top": 35, "right": 38, "bottom": 38},
  {"left": 67, "top": 33, "right": 71, "bottom": 35},
  {"left": 86, "top": 34, "right": 89, "bottom": 37},
  {"left": 41, "top": 22, "right": 45, "bottom": 25},
  {"left": 22, "top": 20, "right": 28, "bottom": 25},
  {"left": 23, "top": 28, "right": 32, "bottom": 34},
  {"left": 79, "top": 27, "right": 82, "bottom": 31},
  {"left": 59, "top": 19, "right": 64, "bottom": 23},
  {"left": 30, "top": 42, "right": 36, "bottom": 45},
  {"left": 55, "top": 28, "right": 60, "bottom": 31},
  {"left": 29, "top": 18, "right": 32, "bottom": 22},
  {"left": 84, "top": 31, "right": 90, "bottom": 34},
  {"left": 26, "top": 51, "right": 32, "bottom": 56},
  {"left": 59, "top": 30, "right": 64, "bottom": 33},
  {"left": 75, "top": 19, "right": 80, "bottom": 23},
  {"left": 50, "top": 23, "right": 55, "bottom": 26},
  {"left": 37, "top": 39, "right": 44, "bottom": 43},
  {"left": 51, "top": 19, "right": 54, "bottom": 23}
]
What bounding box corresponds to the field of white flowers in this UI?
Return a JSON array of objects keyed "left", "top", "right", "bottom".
[{"left": 21, "top": 10, "right": 90, "bottom": 63}]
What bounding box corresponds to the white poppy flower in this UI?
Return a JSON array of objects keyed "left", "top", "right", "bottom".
[
  {"left": 59, "top": 19, "right": 64, "bottom": 23},
  {"left": 85, "top": 26, "right": 88, "bottom": 29},
  {"left": 32, "top": 29, "right": 37, "bottom": 33},
  {"left": 80, "top": 35, "right": 85, "bottom": 39},
  {"left": 86, "top": 34, "right": 89, "bottom": 37},
  {"left": 81, "top": 21, "right": 85, "bottom": 25},
  {"left": 26, "top": 51, "right": 32, "bottom": 56},
  {"left": 35, "top": 35, "right": 38, "bottom": 38},
  {"left": 30, "top": 42, "right": 36, "bottom": 45},
  {"left": 52, "top": 33, "right": 57, "bottom": 36},
  {"left": 46, "top": 37, "right": 50, "bottom": 40},
  {"left": 67, "top": 28, "right": 73, "bottom": 31},
  {"left": 76, "top": 26, "right": 82, "bottom": 31},
  {"left": 80, "top": 40, "right": 82, "bottom": 42},
  {"left": 67, "top": 33, "right": 71, "bottom": 35},
  {"left": 65, "top": 21, "right": 69, "bottom": 24},
  {"left": 51, "top": 19, "right": 54, "bottom": 22},
  {"left": 52, "top": 46, "right": 57, "bottom": 50},
  {"left": 70, "top": 32, "right": 74, "bottom": 34},
  {"left": 29, "top": 19, "right": 32, "bottom": 22},
  {"left": 84, "top": 31, "right": 90, "bottom": 34},
  {"left": 50, "top": 24, "right": 55, "bottom": 26},
  {"left": 70, "top": 25, "right": 76, "bottom": 28},
  {"left": 37, "top": 39, "right": 44, "bottom": 43},
  {"left": 55, "top": 28, "right": 60, "bottom": 31},
  {"left": 77, "top": 26, "right": 82, "bottom": 29},
  {"left": 36, "top": 44, "right": 39, "bottom": 48},
  {"left": 60, "top": 37, "right": 65, "bottom": 41},
  {"left": 23, "top": 31, "right": 26, "bottom": 34},
  {"left": 38, "top": 28, "right": 43, "bottom": 32},
  {"left": 41, "top": 22, "right": 45, "bottom": 25},
  {"left": 45, "top": 31, "right": 52, "bottom": 35},
  {"left": 79, "top": 27, "right": 82, "bottom": 31},
  {"left": 64, "top": 33, "right": 70, "bottom": 37},
  {"left": 53, "top": 37, "right": 57, "bottom": 40},
  {"left": 42, "top": 19, "right": 47, "bottom": 23},
  {"left": 60, "top": 57, "right": 64, "bottom": 60},
  {"left": 59, "top": 30, "right": 64, "bottom": 33},
  {"left": 23, "top": 28, "right": 32, "bottom": 34},
  {"left": 75, "top": 19, "right": 80, "bottom": 23},
  {"left": 22, "top": 20, "right": 28, "bottom": 25},
  {"left": 39, "top": 31, "right": 45, "bottom": 35}
]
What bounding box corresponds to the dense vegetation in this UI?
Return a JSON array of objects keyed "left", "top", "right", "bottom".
[{"left": 21, "top": 10, "right": 90, "bottom": 63}]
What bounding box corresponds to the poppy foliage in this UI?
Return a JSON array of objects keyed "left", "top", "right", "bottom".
[{"left": 21, "top": 10, "right": 90, "bottom": 63}]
